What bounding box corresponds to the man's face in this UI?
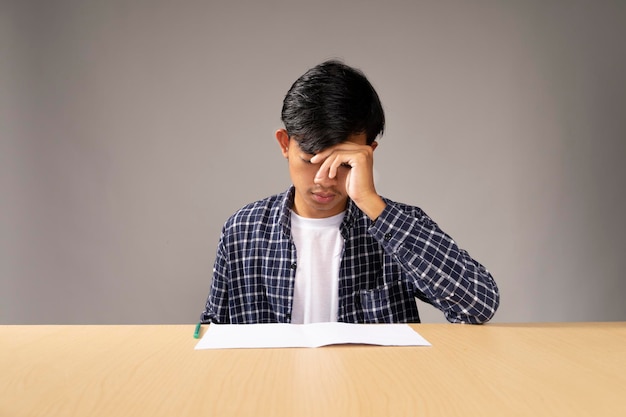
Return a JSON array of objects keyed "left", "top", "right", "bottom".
[{"left": 276, "top": 130, "right": 368, "bottom": 218}]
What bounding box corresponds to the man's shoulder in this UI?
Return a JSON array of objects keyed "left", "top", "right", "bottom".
[{"left": 224, "top": 190, "right": 288, "bottom": 228}]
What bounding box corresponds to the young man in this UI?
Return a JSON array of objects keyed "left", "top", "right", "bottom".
[{"left": 200, "top": 60, "right": 499, "bottom": 324}]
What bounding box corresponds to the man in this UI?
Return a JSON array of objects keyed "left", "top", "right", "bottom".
[{"left": 200, "top": 60, "right": 499, "bottom": 324}]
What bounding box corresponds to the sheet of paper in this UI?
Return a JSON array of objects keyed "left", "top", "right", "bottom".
[{"left": 194, "top": 322, "right": 431, "bottom": 349}]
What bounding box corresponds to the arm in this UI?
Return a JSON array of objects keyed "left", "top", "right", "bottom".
[
  {"left": 200, "top": 235, "right": 231, "bottom": 324},
  {"left": 312, "top": 140, "right": 499, "bottom": 323},
  {"left": 369, "top": 203, "right": 500, "bottom": 324}
]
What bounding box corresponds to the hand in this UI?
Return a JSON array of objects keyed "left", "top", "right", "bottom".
[{"left": 310, "top": 142, "right": 386, "bottom": 220}]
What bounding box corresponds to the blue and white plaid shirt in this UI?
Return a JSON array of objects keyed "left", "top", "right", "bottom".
[{"left": 201, "top": 187, "right": 499, "bottom": 324}]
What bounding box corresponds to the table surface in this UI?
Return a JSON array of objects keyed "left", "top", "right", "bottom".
[{"left": 1, "top": 322, "right": 625, "bottom": 417}]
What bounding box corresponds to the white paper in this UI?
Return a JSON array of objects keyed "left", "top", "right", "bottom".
[{"left": 194, "top": 322, "right": 431, "bottom": 350}]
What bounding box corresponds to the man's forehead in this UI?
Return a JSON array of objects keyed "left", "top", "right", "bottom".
[{"left": 289, "top": 133, "right": 368, "bottom": 154}]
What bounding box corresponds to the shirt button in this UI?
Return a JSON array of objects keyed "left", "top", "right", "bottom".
[
  {"left": 384, "top": 233, "right": 392, "bottom": 241},
  {"left": 290, "top": 263, "right": 297, "bottom": 270}
]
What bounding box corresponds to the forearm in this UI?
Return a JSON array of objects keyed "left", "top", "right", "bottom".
[
  {"left": 370, "top": 203, "right": 500, "bottom": 324},
  {"left": 200, "top": 243, "right": 231, "bottom": 324}
]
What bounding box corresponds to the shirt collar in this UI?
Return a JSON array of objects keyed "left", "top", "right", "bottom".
[{"left": 279, "top": 186, "right": 358, "bottom": 239}]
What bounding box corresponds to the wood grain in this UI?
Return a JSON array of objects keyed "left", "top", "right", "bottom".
[{"left": 1, "top": 323, "right": 625, "bottom": 416}]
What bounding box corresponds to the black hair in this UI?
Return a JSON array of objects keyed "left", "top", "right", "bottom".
[{"left": 280, "top": 60, "right": 385, "bottom": 154}]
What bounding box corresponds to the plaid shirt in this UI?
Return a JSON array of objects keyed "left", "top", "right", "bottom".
[{"left": 201, "top": 187, "right": 499, "bottom": 324}]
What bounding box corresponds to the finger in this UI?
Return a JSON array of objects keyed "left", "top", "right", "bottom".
[
  {"left": 327, "top": 152, "right": 352, "bottom": 179},
  {"left": 327, "top": 154, "right": 341, "bottom": 179},
  {"left": 309, "top": 150, "right": 328, "bottom": 165},
  {"left": 309, "top": 142, "right": 356, "bottom": 164},
  {"left": 315, "top": 154, "right": 339, "bottom": 180}
]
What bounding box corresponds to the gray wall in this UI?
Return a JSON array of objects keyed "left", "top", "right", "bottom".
[{"left": 2, "top": 0, "right": 625, "bottom": 324}]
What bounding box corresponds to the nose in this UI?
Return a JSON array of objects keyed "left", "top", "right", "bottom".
[{"left": 314, "top": 172, "right": 338, "bottom": 187}]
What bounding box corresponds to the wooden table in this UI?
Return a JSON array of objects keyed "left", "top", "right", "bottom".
[{"left": 1, "top": 322, "right": 625, "bottom": 416}]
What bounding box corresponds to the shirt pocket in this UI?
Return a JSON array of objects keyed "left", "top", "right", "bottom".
[{"left": 358, "top": 280, "right": 408, "bottom": 323}]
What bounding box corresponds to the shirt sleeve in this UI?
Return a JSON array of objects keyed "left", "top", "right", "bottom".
[
  {"left": 200, "top": 234, "right": 231, "bottom": 324},
  {"left": 369, "top": 203, "right": 500, "bottom": 324}
]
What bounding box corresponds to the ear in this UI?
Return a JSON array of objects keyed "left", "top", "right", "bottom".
[
  {"left": 370, "top": 141, "right": 379, "bottom": 151},
  {"left": 275, "top": 129, "right": 290, "bottom": 158}
]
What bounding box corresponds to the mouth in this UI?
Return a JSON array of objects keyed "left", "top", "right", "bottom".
[{"left": 311, "top": 192, "right": 336, "bottom": 204}]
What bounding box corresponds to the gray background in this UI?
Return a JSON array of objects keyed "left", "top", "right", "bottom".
[{"left": 2, "top": 0, "right": 625, "bottom": 324}]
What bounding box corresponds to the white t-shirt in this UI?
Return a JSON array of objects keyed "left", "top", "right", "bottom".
[{"left": 290, "top": 210, "right": 345, "bottom": 324}]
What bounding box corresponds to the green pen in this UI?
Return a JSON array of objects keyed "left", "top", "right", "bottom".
[{"left": 193, "top": 322, "right": 202, "bottom": 339}]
